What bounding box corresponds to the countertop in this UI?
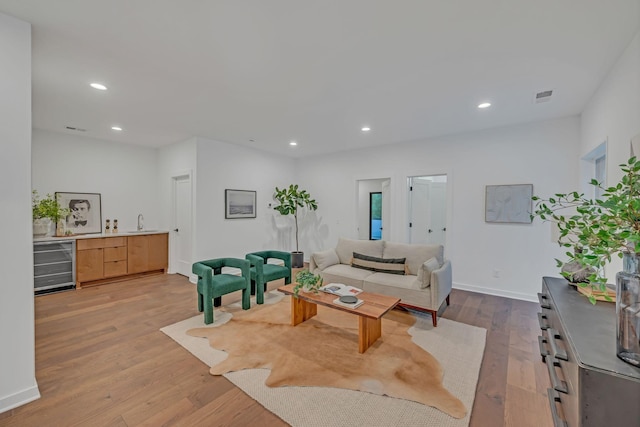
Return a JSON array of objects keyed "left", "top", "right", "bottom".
[{"left": 33, "top": 230, "right": 169, "bottom": 242}]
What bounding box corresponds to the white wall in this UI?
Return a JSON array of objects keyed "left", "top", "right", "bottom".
[
  {"left": 32, "top": 129, "right": 160, "bottom": 232},
  {"left": 0, "top": 13, "right": 40, "bottom": 413},
  {"left": 193, "top": 137, "right": 295, "bottom": 261},
  {"left": 296, "top": 117, "right": 581, "bottom": 301},
  {"left": 580, "top": 30, "right": 640, "bottom": 282}
]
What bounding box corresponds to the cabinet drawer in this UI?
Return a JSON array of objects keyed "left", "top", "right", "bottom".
[
  {"left": 77, "top": 237, "right": 126, "bottom": 250},
  {"left": 104, "top": 246, "right": 127, "bottom": 262},
  {"left": 104, "top": 260, "right": 127, "bottom": 278}
]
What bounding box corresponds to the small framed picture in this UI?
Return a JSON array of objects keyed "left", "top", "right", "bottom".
[
  {"left": 225, "top": 189, "right": 257, "bottom": 219},
  {"left": 55, "top": 192, "right": 102, "bottom": 234},
  {"left": 485, "top": 184, "right": 533, "bottom": 224}
]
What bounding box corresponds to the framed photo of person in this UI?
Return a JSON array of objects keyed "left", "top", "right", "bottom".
[
  {"left": 55, "top": 192, "right": 102, "bottom": 234},
  {"left": 225, "top": 189, "right": 256, "bottom": 219}
]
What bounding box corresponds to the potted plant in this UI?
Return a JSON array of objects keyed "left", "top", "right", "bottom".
[
  {"left": 530, "top": 156, "right": 640, "bottom": 367},
  {"left": 293, "top": 269, "right": 323, "bottom": 297},
  {"left": 273, "top": 184, "right": 318, "bottom": 268},
  {"left": 32, "top": 190, "right": 70, "bottom": 237}
]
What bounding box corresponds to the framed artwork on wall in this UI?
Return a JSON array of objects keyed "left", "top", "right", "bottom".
[
  {"left": 485, "top": 184, "right": 533, "bottom": 224},
  {"left": 55, "top": 192, "right": 102, "bottom": 234},
  {"left": 225, "top": 189, "right": 257, "bottom": 219}
]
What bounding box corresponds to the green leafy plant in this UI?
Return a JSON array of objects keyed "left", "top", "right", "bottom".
[
  {"left": 293, "top": 269, "right": 323, "bottom": 297},
  {"left": 32, "top": 190, "right": 70, "bottom": 223},
  {"left": 273, "top": 184, "right": 318, "bottom": 252},
  {"left": 531, "top": 156, "right": 640, "bottom": 303}
]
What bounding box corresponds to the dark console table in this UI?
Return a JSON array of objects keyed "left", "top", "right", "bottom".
[{"left": 538, "top": 277, "right": 640, "bottom": 427}]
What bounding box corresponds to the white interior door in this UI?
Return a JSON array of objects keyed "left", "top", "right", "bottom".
[
  {"left": 409, "top": 179, "right": 430, "bottom": 244},
  {"left": 381, "top": 180, "right": 390, "bottom": 240},
  {"left": 173, "top": 175, "right": 192, "bottom": 277},
  {"left": 409, "top": 176, "right": 447, "bottom": 245}
]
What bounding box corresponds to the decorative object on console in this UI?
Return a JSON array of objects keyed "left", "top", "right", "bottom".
[
  {"left": 105, "top": 219, "right": 110, "bottom": 232},
  {"left": 531, "top": 156, "right": 640, "bottom": 366},
  {"left": 32, "top": 190, "right": 70, "bottom": 237},
  {"left": 55, "top": 192, "right": 102, "bottom": 235},
  {"left": 293, "top": 269, "right": 323, "bottom": 297},
  {"left": 273, "top": 184, "right": 318, "bottom": 268},
  {"left": 113, "top": 219, "right": 118, "bottom": 233},
  {"left": 485, "top": 184, "right": 533, "bottom": 223},
  {"left": 225, "top": 189, "right": 256, "bottom": 219}
]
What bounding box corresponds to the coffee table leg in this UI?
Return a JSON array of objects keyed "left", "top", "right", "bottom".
[
  {"left": 358, "top": 317, "right": 382, "bottom": 353},
  {"left": 290, "top": 297, "right": 317, "bottom": 326}
]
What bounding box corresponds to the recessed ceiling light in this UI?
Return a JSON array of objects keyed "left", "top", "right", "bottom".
[
  {"left": 90, "top": 83, "right": 107, "bottom": 91},
  {"left": 111, "top": 126, "right": 122, "bottom": 131},
  {"left": 361, "top": 126, "right": 371, "bottom": 132},
  {"left": 478, "top": 102, "right": 491, "bottom": 109},
  {"left": 289, "top": 141, "right": 297, "bottom": 146}
]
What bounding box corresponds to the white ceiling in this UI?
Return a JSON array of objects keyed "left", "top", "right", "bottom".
[{"left": 1, "top": 1, "right": 638, "bottom": 158}]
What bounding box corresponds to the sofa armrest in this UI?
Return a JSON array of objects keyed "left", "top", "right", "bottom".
[{"left": 430, "top": 260, "right": 452, "bottom": 309}]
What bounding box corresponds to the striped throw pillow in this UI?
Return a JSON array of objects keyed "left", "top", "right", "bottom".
[{"left": 351, "top": 252, "right": 407, "bottom": 275}]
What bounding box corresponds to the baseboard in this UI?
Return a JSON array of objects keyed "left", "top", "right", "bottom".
[
  {"left": 0, "top": 384, "right": 40, "bottom": 414},
  {"left": 189, "top": 273, "right": 197, "bottom": 284},
  {"left": 453, "top": 282, "right": 538, "bottom": 303}
]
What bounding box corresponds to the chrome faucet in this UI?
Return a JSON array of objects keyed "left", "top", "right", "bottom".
[{"left": 137, "top": 214, "right": 144, "bottom": 231}]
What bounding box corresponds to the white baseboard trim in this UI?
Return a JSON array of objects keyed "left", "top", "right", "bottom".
[
  {"left": 453, "top": 282, "right": 538, "bottom": 303},
  {"left": 0, "top": 384, "right": 40, "bottom": 414},
  {"left": 189, "top": 274, "right": 197, "bottom": 284}
]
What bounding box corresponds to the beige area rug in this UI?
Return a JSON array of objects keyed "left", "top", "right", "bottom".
[{"left": 161, "top": 291, "right": 486, "bottom": 427}]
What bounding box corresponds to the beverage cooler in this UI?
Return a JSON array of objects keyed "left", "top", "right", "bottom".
[{"left": 33, "top": 240, "right": 76, "bottom": 295}]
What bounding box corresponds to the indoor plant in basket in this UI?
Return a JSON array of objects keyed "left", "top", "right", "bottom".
[
  {"left": 293, "top": 269, "right": 323, "bottom": 298},
  {"left": 530, "top": 156, "right": 640, "bottom": 367},
  {"left": 32, "top": 190, "right": 70, "bottom": 237},
  {"left": 273, "top": 184, "right": 318, "bottom": 268}
]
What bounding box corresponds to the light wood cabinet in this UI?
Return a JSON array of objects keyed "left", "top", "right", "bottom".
[
  {"left": 128, "top": 234, "right": 168, "bottom": 274},
  {"left": 76, "top": 233, "right": 168, "bottom": 288}
]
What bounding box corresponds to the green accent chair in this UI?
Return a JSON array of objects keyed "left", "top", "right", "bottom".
[
  {"left": 246, "top": 250, "right": 292, "bottom": 304},
  {"left": 192, "top": 258, "right": 251, "bottom": 325}
]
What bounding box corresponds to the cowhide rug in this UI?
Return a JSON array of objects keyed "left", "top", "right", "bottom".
[{"left": 187, "top": 295, "right": 466, "bottom": 418}]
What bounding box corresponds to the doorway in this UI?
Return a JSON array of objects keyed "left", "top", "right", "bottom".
[
  {"left": 172, "top": 173, "right": 192, "bottom": 277},
  {"left": 408, "top": 175, "right": 447, "bottom": 245},
  {"left": 357, "top": 178, "right": 390, "bottom": 240}
]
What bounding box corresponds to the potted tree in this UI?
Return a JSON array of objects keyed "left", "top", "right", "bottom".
[
  {"left": 273, "top": 184, "right": 318, "bottom": 268},
  {"left": 32, "top": 191, "right": 70, "bottom": 237},
  {"left": 530, "top": 156, "right": 640, "bottom": 367}
]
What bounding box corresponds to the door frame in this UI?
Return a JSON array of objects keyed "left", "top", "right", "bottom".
[{"left": 170, "top": 170, "right": 194, "bottom": 281}]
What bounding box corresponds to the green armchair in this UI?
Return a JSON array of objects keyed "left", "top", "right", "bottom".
[
  {"left": 245, "top": 250, "right": 292, "bottom": 304},
  {"left": 192, "top": 258, "right": 251, "bottom": 324}
]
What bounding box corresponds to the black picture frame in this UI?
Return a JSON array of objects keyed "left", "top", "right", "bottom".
[
  {"left": 225, "top": 189, "right": 257, "bottom": 219},
  {"left": 55, "top": 192, "right": 102, "bottom": 234}
]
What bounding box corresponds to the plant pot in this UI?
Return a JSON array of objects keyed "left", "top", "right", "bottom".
[
  {"left": 33, "top": 218, "right": 52, "bottom": 237},
  {"left": 616, "top": 252, "right": 640, "bottom": 367},
  {"left": 291, "top": 251, "right": 304, "bottom": 268}
]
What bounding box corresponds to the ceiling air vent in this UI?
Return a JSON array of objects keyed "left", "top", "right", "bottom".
[
  {"left": 65, "top": 126, "right": 87, "bottom": 132},
  {"left": 534, "top": 90, "right": 553, "bottom": 104}
]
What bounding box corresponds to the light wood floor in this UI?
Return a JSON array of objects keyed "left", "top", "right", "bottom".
[{"left": 0, "top": 274, "right": 552, "bottom": 426}]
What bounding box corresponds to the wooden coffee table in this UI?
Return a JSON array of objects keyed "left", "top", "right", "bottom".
[{"left": 277, "top": 284, "right": 400, "bottom": 353}]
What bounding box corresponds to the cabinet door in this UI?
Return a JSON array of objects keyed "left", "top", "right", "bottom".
[
  {"left": 77, "top": 248, "right": 104, "bottom": 282},
  {"left": 147, "top": 234, "right": 168, "bottom": 271},
  {"left": 127, "top": 235, "right": 148, "bottom": 274}
]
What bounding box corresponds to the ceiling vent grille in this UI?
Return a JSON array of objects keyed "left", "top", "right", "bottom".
[{"left": 534, "top": 90, "right": 553, "bottom": 103}]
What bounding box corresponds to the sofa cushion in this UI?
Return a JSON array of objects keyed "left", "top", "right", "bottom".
[
  {"left": 312, "top": 249, "right": 340, "bottom": 271},
  {"left": 319, "top": 264, "right": 373, "bottom": 288},
  {"left": 351, "top": 252, "right": 406, "bottom": 275},
  {"left": 417, "top": 257, "right": 440, "bottom": 288},
  {"left": 364, "top": 272, "right": 422, "bottom": 290},
  {"left": 383, "top": 242, "right": 443, "bottom": 275},
  {"left": 335, "top": 238, "right": 384, "bottom": 265},
  {"left": 362, "top": 278, "right": 432, "bottom": 309}
]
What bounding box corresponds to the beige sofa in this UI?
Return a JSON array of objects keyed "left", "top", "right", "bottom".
[{"left": 309, "top": 238, "right": 452, "bottom": 326}]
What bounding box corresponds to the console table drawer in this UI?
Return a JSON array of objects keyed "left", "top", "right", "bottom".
[
  {"left": 104, "top": 246, "right": 127, "bottom": 262},
  {"left": 104, "top": 260, "right": 127, "bottom": 278}
]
